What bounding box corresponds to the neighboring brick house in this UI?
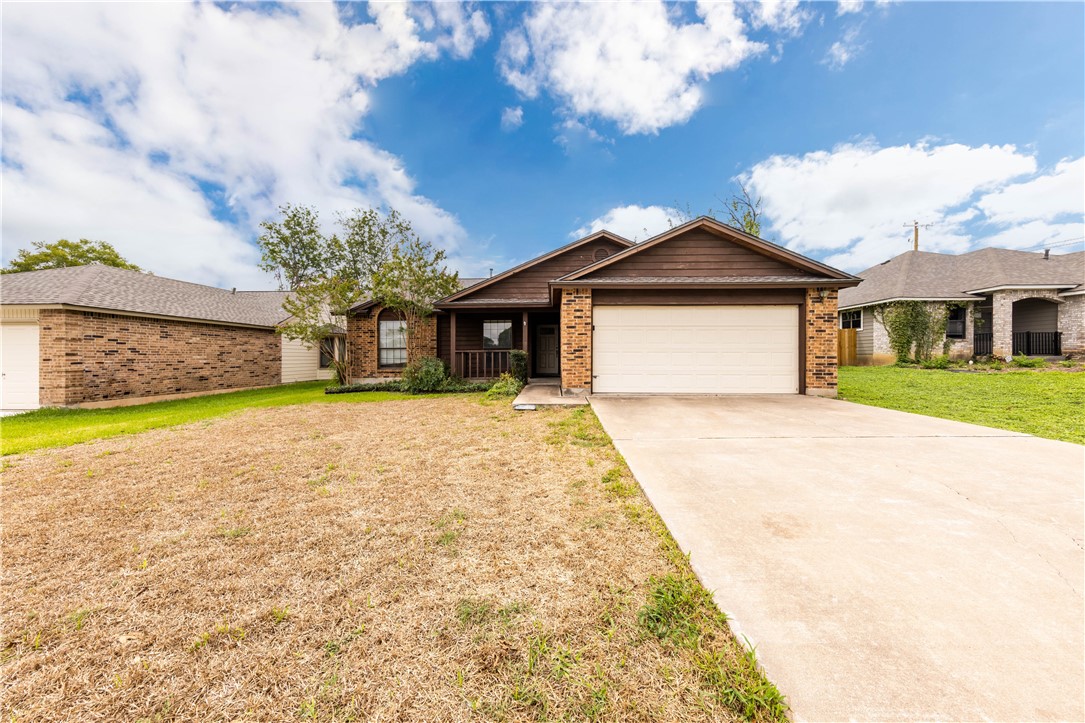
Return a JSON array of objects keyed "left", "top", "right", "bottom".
[
  {"left": 838, "top": 248, "right": 1085, "bottom": 364},
  {"left": 347, "top": 217, "right": 860, "bottom": 396},
  {"left": 0, "top": 265, "right": 342, "bottom": 410}
]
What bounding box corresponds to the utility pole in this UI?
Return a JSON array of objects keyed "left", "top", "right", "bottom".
[{"left": 903, "top": 221, "right": 934, "bottom": 251}]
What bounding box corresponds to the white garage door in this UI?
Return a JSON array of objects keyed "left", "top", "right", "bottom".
[
  {"left": 592, "top": 305, "right": 799, "bottom": 394},
  {"left": 0, "top": 324, "right": 41, "bottom": 410}
]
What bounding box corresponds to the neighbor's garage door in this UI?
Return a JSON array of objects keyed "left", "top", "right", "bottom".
[
  {"left": 0, "top": 324, "right": 41, "bottom": 410},
  {"left": 592, "top": 305, "right": 799, "bottom": 394}
]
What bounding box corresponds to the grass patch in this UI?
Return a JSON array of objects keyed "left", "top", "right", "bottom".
[
  {"left": 0, "top": 381, "right": 418, "bottom": 456},
  {"left": 838, "top": 366, "right": 1085, "bottom": 444},
  {"left": 544, "top": 407, "right": 611, "bottom": 447},
  {"left": 3, "top": 398, "right": 787, "bottom": 721}
]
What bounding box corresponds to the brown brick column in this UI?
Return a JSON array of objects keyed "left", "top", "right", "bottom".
[
  {"left": 560, "top": 286, "right": 592, "bottom": 391},
  {"left": 38, "top": 309, "right": 83, "bottom": 406},
  {"left": 805, "top": 288, "right": 839, "bottom": 396}
]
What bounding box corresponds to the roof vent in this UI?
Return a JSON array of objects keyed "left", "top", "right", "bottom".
[
  {"left": 593, "top": 248, "right": 611, "bottom": 262},
  {"left": 231, "top": 287, "right": 236, "bottom": 294},
  {"left": 1043, "top": 249, "right": 1050, "bottom": 260}
]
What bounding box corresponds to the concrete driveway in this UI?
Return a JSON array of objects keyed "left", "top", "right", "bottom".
[{"left": 590, "top": 395, "right": 1084, "bottom": 722}]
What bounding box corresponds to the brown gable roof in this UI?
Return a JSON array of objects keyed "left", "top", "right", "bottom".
[
  {"left": 0, "top": 265, "right": 292, "bottom": 327},
  {"left": 839, "top": 248, "right": 1085, "bottom": 309},
  {"left": 437, "top": 230, "right": 633, "bottom": 306},
  {"left": 556, "top": 217, "right": 859, "bottom": 285}
]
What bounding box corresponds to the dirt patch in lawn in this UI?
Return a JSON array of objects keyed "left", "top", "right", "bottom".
[{"left": 1, "top": 398, "right": 783, "bottom": 721}]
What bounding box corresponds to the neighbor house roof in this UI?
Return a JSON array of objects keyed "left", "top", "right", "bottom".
[
  {"left": 0, "top": 265, "right": 293, "bottom": 328},
  {"left": 839, "top": 248, "right": 1085, "bottom": 310}
]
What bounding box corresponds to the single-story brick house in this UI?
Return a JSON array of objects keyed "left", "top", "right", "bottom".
[
  {"left": 347, "top": 217, "right": 860, "bottom": 396},
  {"left": 0, "top": 265, "right": 342, "bottom": 410},
  {"left": 838, "top": 247, "right": 1085, "bottom": 364}
]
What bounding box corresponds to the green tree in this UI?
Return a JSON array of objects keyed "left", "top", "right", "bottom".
[
  {"left": 370, "top": 233, "right": 460, "bottom": 365},
  {"left": 3, "top": 239, "right": 140, "bottom": 273},
  {"left": 257, "top": 205, "right": 402, "bottom": 384}
]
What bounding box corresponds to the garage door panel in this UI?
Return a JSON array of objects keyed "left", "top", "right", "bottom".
[
  {"left": 592, "top": 305, "right": 798, "bottom": 394},
  {"left": 0, "top": 324, "right": 41, "bottom": 410}
]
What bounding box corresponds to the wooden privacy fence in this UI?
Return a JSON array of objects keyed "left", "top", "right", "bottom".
[{"left": 837, "top": 328, "right": 857, "bottom": 366}]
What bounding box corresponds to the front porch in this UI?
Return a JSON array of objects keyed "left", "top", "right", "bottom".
[
  {"left": 445, "top": 308, "right": 561, "bottom": 380},
  {"left": 975, "top": 291, "right": 1066, "bottom": 357}
]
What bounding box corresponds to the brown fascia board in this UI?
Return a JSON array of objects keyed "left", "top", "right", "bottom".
[
  {"left": 554, "top": 216, "right": 861, "bottom": 283},
  {"left": 435, "top": 230, "right": 634, "bottom": 304},
  {"left": 546, "top": 278, "right": 857, "bottom": 306},
  {"left": 435, "top": 300, "right": 555, "bottom": 311}
]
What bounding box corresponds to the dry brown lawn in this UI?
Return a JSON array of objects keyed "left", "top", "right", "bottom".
[{"left": 2, "top": 396, "right": 784, "bottom": 722}]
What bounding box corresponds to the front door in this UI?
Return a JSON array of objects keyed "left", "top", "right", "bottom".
[{"left": 535, "top": 325, "right": 559, "bottom": 375}]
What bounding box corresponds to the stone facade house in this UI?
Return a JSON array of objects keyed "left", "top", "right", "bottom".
[
  {"left": 347, "top": 217, "right": 860, "bottom": 396},
  {"left": 838, "top": 248, "right": 1084, "bottom": 364},
  {"left": 0, "top": 265, "right": 341, "bottom": 410}
]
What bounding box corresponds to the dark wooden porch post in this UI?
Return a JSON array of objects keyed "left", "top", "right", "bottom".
[
  {"left": 450, "top": 311, "right": 458, "bottom": 377},
  {"left": 522, "top": 311, "right": 529, "bottom": 378}
]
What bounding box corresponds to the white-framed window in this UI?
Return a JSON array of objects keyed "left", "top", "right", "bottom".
[
  {"left": 840, "top": 309, "right": 862, "bottom": 330},
  {"left": 379, "top": 320, "right": 407, "bottom": 367},
  {"left": 483, "top": 319, "right": 513, "bottom": 349}
]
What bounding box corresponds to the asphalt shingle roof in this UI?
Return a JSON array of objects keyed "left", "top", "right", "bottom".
[
  {"left": 839, "top": 248, "right": 1085, "bottom": 309},
  {"left": 0, "top": 265, "right": 292, "bottom": 327}
]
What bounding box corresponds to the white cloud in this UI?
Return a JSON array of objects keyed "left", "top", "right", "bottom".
[
  {"left": 823, "top": 25, "right": 864, "bottom": 69},
  {"left": 836, "top": 0, "right": 865, "bottom": 15},
  {"left": 744, "top": 141, "right": 1046, "bottom": 270},
  {"left": 1, "top": 2, "right": 490, "bottom": 288},
  {"left": 500, "top": 106, "right": 524, "bottom": 131},
  {"left": 572, "top": 204, "right": 682, "bottom": 243},
  {"left": 745, "top": 0, "right": 813, "bottom": 36},
  {"left": 498, "top": 1, "right": 766, "bottom": 135},
  {"left": 976, "top": 157, "right": 1085, "bottom": 225}
]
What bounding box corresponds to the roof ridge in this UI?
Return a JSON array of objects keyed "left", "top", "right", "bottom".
[{"left": 66, "top": 264, "right": 105, "bottom": 305}]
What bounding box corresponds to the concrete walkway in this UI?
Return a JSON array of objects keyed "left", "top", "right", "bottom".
[
  {"left": 590, "top": 395, "right": 1084, "bottom": 722},
  {"left": 512, "top": 380, "right": 587, "bottom": 408}
]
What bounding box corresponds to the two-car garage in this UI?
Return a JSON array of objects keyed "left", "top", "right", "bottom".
[{"left": 591, "top": 305, "right": 800, "bottom": 394}]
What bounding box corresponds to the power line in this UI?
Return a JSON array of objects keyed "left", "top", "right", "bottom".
[{"left": 1016, "top": 236, "right": 1084, "bottom": 253}]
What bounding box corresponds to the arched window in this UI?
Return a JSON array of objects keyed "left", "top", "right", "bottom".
[{"left": 378, "top": 310, "right": 407, "bottom": 368}]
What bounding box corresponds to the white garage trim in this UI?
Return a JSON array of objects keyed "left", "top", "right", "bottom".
[
  {"left": 592, "top": 305, "right": 799, "bottom": 394},
  {"left": 0, "top": 323, "right": 41, "bottom": 410}
]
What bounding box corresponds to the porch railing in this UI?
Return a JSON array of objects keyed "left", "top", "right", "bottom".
[
  {"left": 1012, "top": 331, "right": 1061, "bottom": 356},
  {"left": 456, "top": 350, "right": 511, "bottom": 379},
  {"left": 974, "top": 332, "right": 992, "bottom": 356}
]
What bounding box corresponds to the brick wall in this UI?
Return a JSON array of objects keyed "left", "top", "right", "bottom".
[
  {"left": 346, "top": 306, "right": 437, "bottom": 379},
  {"left": 1061, "top": 295, "right": 1084, "bottom": 355},
  {"left": 38, "top": 309, "right": 280, "bottom": 406},
  {"left": 805, "top": 288, "right": 839, "bottom": 395},
  {"left": 559, "top": 287, "right": 592, "bottom": 391}
]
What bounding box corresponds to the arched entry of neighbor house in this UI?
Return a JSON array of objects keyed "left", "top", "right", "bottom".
[{"left": 1011, "top": 298, "right": 1061, "bottom": 355}]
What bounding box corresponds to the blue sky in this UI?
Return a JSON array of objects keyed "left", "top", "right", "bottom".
[{"left": 2, "top": 1, "right": 1082, "bottom": 289}]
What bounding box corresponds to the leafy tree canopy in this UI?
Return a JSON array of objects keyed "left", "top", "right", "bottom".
[
  {"left": 257, "top": 203, "right": 458, "bottom": 383},
  {"left": 2, "top": 239, "right": 141, "bottom": 274}
]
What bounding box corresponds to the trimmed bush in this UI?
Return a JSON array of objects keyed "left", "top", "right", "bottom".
[
  {"left": 920, "top": 355, "right": 950, "bottom": 369},
  {"left": 485, "top": 372, "right": 524, "bottom": 399},
  {"left": 324, "top": 378, "right": 493, "bottom": 396},
  {"left": 509, "top": 349, "right": 528, "bottom": 385},
  {"left": 401, "top": 356, "right": 447, "bottom": 393}
]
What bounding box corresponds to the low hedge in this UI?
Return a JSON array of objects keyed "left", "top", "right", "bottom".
[{"left": 325, "top": 379, "right": 493, "bottom": 395}]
